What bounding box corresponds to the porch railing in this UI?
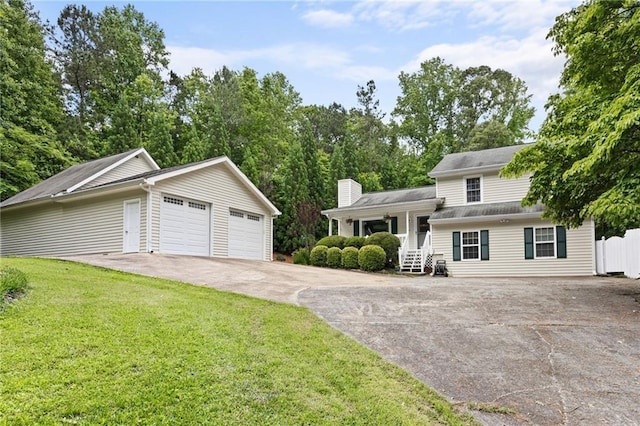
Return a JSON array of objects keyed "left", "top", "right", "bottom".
[{"left": 396, "top": 231, "right": 433, "bottom": 272}]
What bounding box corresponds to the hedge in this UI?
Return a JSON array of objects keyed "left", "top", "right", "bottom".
[
  {"left": 315, "top": 235, "right": 346, "bottom": 249},
  {"left": 292, "top": 248, "right": 310, "bottom": 265},
  {"left": 344, "top": 236, "right": 366, "bottom": 249},
  {"left": 310, "top": 245, "right": 329, "bottom": 267},
  {"left": 341, "top": 246, "right": 360, "bottom": 269},
  {"left": 326, "top": 247, "right": 342, "bottom": 268},
  {"left": 364, "top": 232, "right": 400, "bottom": 264},
  {"left": 358, "top": 245, "right": 386, "bottom": 272}
]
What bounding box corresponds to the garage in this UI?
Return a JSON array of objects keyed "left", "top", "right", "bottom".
[
  {"left": 160, "top": 195, "right": 210, "bottom": 256},
  {"left": 228, "top": 209, "right": 264, "bottom": 260}
]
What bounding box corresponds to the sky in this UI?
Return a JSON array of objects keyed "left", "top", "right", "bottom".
[{"left": 34, "top": 0, "right": 580, "bottom": 133}]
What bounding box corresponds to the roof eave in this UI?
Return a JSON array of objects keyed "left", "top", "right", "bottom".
[
  {"left": 147, "top": 156, "right": 281, "bottom": 215},
  {"left": 429, "top": 211, "right": 543, "bottom": 224},
  {"left": 322, "top": 198, "right": 443, "bottom": 216},
  {"left": 66, "top": 148, "right": 158, "bottom": 194},
  {"left": 429, "top": 164, "right": 506, "bottom": 179}
]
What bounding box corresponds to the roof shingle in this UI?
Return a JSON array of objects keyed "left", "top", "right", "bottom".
[
  {"left": 429, "top": 144, "right": 528, "bottom": 177},
  {"left": 1, "top": 149, "right": 141, "bottom": 208}
]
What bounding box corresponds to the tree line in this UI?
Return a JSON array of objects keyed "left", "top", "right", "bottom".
[{"left": 7, "top": 0, "right": 634, "bottom": 251}]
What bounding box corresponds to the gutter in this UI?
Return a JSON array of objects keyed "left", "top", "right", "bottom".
[
  {"left": 428, "top": 211, "right": 543, "bottom": 225},
  {"left": 322, "top": 198, "right": 445, "bottom": 216}
]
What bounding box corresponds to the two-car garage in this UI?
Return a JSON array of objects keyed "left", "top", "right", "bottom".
[{"left": 159, "top": 194, "right": 264, "bottom": 260}]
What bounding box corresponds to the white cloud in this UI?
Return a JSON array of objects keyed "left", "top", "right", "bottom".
[
  {"left": 302, "top": 9, "right": 354, "bottom": 28},
  {"left": 353, "top": 1, "right": 449, "bottom": 31},
  {"left": 168, "top": 43, "right": 352, "bottom": 76},
  {"left": 467, "top": 0, "right": 577, "bottom": 32},
  {"left": 401, "top": 27, "right": 565, "bottom": 129},
  {"left": 337, "top": 65, "right": 397, "bottom": 83}
]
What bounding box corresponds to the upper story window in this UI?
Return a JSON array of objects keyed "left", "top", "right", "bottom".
[{"left": 465, "top": 176, "right": 482, "bottom": 203}]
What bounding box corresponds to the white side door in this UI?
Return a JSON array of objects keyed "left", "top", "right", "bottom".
[{"left": 123, "top": 200, "right": 141, "bottom": 253}]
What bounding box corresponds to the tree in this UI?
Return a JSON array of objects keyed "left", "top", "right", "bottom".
[
  {"left": 274, "top": 141, "right": 310, "bottom": 253},
  {"left": 501, "top": 0, "right": 640, "bottom": 233},
  {"left": 0, "top": 0, "right": 70, "bottom": 200},
  {"left": 106, "top": 74, "right": 176, "bottom": 167},
  {"left": 393, "top": 58, "right": 534, "bottom": 157},
  {"left": 52, "top": 4, "right": 100, "bottom": 159}
]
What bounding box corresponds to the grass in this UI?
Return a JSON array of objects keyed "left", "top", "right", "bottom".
[
  {"left": 1, "top": 266, "right": 29, "bottom": 306},
  {"left": 0, "top": 257, "right": 477, "bottom": 425}
]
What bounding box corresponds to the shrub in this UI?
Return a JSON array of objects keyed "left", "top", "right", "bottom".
[
  {"left": 275, "top": 253, "right": 286, "bottom": 262},
  {"left": 1, "top": 267, "right": 28, "bottom": 301},
  {"left": 358, "top": 245, "right": 386, "bottom": 272},
  {"left": 341, "top": 246, "right": 360, "bottom": 269},
  {"left": 315, "top": 235, "right": 346, "bottom": 249},
  {"left": 292, "top": 248, "right": 310, "bottom": 265},
  {"left": 310, "top": 245, "right": 329, "bottom": 267},
  {"left": 326, "top": 247, "right": 342, "bottom": 268},
  {"left": 364, "top": 232, "right": 401, "bottom": 265},
  {"left": 344, "top": 236, "right": 366, "bottom": 249}
]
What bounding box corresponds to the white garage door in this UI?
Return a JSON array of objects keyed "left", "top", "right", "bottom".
[
  {"left": 160, "top": 195, "right": 210, "bottom": 256},
  {"left": 228, "top": 210, "right": 264, "bottom": 260}
]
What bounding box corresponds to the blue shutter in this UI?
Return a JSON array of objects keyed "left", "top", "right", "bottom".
[
  {"left": 353, "top": 220, "right": 360, "bottom": 237},
  {"left": 556, "top": 226, "right": 567, "bottom": 258},
  {"left": 391, "top": 217, "right": 398, "bottom": 234},
  {"left": 524, "top": 228, "right": 534, "bottom": 259},
  {"left": 480, "top": 230, "right": 489, "bottom": 260},
  {"left": 453, "top": 232, "right": 461, "bottom": 261}
]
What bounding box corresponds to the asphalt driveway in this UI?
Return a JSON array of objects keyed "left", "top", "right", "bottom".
[{"left": 67, "top": 254, "right": 640, "bottom": 425}]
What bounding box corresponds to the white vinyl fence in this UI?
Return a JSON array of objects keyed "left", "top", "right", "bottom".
[{"left": 595, "top": 228, "right": 640, "bottom": 279}]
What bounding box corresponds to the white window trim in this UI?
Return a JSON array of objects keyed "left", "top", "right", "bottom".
[
  {"left": 534, "top": 226, "right": 557, "bottom": 259},
  {"left": 461, "top": 230, "right": 481, "bottom": 261},
  {"left": 463, "top": 175, "right": 483, "bottom": 204}
]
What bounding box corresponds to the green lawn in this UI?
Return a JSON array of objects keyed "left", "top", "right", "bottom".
[{"left": 0, "top": 258, "right": 476, "bottom": 425}]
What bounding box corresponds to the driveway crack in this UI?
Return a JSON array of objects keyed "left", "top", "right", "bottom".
[{"left": 532, "top": 327, "right": 569, "bottom": 425}]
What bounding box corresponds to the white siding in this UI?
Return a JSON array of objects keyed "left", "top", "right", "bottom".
[
  {"left": 337, "top": 179, "right": 362, "bottom": 207},
  {"left": 0, "top": 190, "right": 147, "bottom": 256},
  {"left": 150, "top": 163, "right": 273, "bottom": 261},
  {"left": 80, "top": 156, "right": 156, "bottom": 190},
  {"left": 438, "top": 172, "right": 532, "bottom": 207},
  {"left": 431, "top": 218, "right": 595, "bottom": 277}
]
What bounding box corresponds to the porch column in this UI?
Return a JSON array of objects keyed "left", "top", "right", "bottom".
[
  {"left": 405, "top": 210, "right": 410, "bottom": 238},
  {"left": 328, "top": 217, "right": 333, "bottom": 236}
]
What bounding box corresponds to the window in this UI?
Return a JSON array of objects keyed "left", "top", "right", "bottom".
[
  {"left": 453, "top": 230, "right": 489, "bottom": 261},
  {"left": 465, "top": 176, "right": 481, "bottom": 203},
  {"left": 188, "top": 201, "right": 206, "bottom": 210},
  {"left": 535, "top": 227, "right": 555, "bottom": 258},
  {"left": 363, "top": 220, "right": 389, "bottom": 236},
  {"left": 230, "top": 210, "right": 244, "bottom": 218},
  {"left": 462, "top": 231, "right": 479, "bottom": 260},
  {"left": 524, "top": 226, "right": 566, "bottom": 259},
  {"left": 163, "top": 196, "right": 183, "bottom": 205}
]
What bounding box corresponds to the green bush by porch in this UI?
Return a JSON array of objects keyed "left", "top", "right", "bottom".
[
  {"left": 316, "top": 235, "right": 346, "bottom": 249},
  {"left": 326, "top": 247, "right": 342, "bottom": 268},
  {"left": 310, "top": 245, "right": 329, "bottom": 267},
  {"left": 358, "top": 245, "right": 387, "bottom": 272},
  {"left": 341, "top": 247, "right": 360, "bottom": 269},
  {"left": 363, "top": 232, "right": 401, "bottom": 265}
]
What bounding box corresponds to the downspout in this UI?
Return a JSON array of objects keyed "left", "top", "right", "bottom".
[{"left": 139, "top": 181, "right": 153, "bottom": 253}]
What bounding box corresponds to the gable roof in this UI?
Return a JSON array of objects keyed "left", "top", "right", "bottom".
[
  {"left": 322, "top": 185, "right": 439, "bottom": 215},
  {"left": 1, "top": 150, "right": 281, "bottom": 216},
  {"left": 93, "top": 156, "right": 281, "bottom": 215},
  {"left": 1, "top": 148, "right": 157, "bottom": 208},
  {"left": 429, "top": 201, "right": 544, "bottom": 223},
  {"left": 429, "top": 144, "right": 529, "bottom": 178}
]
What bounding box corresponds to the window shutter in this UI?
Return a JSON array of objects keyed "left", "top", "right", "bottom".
[
  {"left": 556, "top": 226, "right": 567, "bottom": 258},
  {"left": 391, "top": 217, "right": 398, "bottom": 234},
  {"left": 353, "top": 220, "right": 360, "bottom": 237},
  {"left": 524, "top": 227, "right": 534, "bottom": 259},
  {"left": 481, "top": 230, "right": 489, "bottom": 260},
  {"left": 453, "top": 232, "right": 461, "bottom": 261}
]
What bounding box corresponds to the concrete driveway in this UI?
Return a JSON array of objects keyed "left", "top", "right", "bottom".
[{"left": 67, "top": 254, "right": 640, "bottom": 425}]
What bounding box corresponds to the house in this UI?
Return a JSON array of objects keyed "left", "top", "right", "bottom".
[
  {"left": 322, "top": 144, "right": 596, "bottom": 277},
  {"left": 0, "top": 148, "right": 280, "bottom": 260}
]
